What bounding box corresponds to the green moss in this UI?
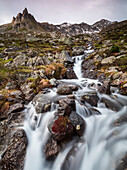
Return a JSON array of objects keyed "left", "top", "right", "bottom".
[
  {"left": 27, "top": 77, "right": 37, "bottom": 82},
  {"left": 110, "top": 44, "right": 120, "bottom": 53}
]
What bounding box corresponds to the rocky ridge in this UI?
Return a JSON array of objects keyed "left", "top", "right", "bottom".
[{"left": 0, "top": 8, "right": 113, "bottom": 35}]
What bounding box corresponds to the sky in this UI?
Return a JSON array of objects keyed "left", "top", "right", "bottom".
[{"left": 0, "top": 0, "right": 127, "bottom": 25}]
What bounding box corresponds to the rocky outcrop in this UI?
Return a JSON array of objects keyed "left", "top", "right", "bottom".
[
  {"left": 0, "top": 129, "right": 27, "bottom": 170},
  {"left": 12, "top": 8, "right": 44, "bottom": 31}
]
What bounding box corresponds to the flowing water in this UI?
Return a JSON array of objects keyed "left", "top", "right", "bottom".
[{"left": 23, "top": 46, "right": 127, "bottom": 170}]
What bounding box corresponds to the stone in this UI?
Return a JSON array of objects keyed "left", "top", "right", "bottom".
[
  {"left": 7, "top": 103, "right": 25, "bottom": 115},
  {"left": 35, "top": 101, "right": 51, "bottom": 114},
  {"left": 81, "top": 92, "right": 99, "bottom": 107},
  {"left": 0, "top": 129, "right": 27, "bottom": 170},
  {"left": 98, "top": 77, "right": 111, "bottom": 95},
  {"left": 0, "top": 94, "right": 4, "bottom": 100},
  {"left": 5, "top": 82, "right": 16, "bottom": 90},
  {"left": 27, "top": 56, "right": 44, "bottom": 67},
  {"left": 69, "top": 111, "right": 85, "bottom": 136},
  {"left": 48, "top": 116, "right": 74, "bottom": 141},
  {"left": 101, "top": 97, "right": 122, "bottom": 112},
  {"left": 44, "top": 138, "right": 60, "bottom": 160},
  {"left": 66, "top": 66, "right": 77, "bottom": 79},
  {"left": 20, "top": 83, "right": 35, "bottom": 101},
  {"left": 12, "top": 53, "right": 28, "bottom": 67},
  {"left": 57, "top": 85, "right": 72, "bottom": 95},
  {"left": 61, "top": 138, "right": 85, "bottom": 170},
  {"left": 116, "top": 153, "right": 127, "bottom": 170},
  {"left": 101, "top": 56, "right": 116, "bottom": 65},
  {"left": 58, "top": 95, "right": 76, "bottom": 116}
]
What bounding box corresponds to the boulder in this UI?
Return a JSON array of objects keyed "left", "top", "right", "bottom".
[
  {"left": 32, "top": 93, "right": 52, "bottom": 114},
  {"left": 10, "top": 90, "right": 23, "bottom": 99},
  {"left": 34, "top": 101, "right": 51, "bottom": 114},
  {"left": 57, "top": 84, "right": 78, "bottom": 95},
  {"left": 101, "top": 97, "right": 122, "bottom": 112},
  {"left": 44, "top": 138, "right": 60, "bottom": 160},
  {"left": 57, "top": 95, "right": 76, "bottom": 116},
  {"left": 69, "top": 111, "right": 85, "bottom": 136},
  {"left": 48, "top": 116, "right": 74, "bottom": 141},
  {"left": 61, "top": 139, "right": 85, "bottom": 170},
  {"left": 20, "top": 83, "right": 35, "bottom": 101},
  {"left": 98, "top": 77, "right": 111, "bottom": 95},
  {"left": 80, "top": 92, "right": 99, "bottom": 107},
  {"left": 66, "top": 66, "right": 77, "bottom": 79},
  {"left": 49, "top": 78, "right": 58, "bottom": 87},
  {"left": 101, "top": 56, "right": 116, "bottom": 65},
  {"left": 0, "top": 129, "right": 27, "bottom": 170},
  {"left": 57, "top": 85, "right": 72, "bottom": 95},
  {"left": 7, "top": 103, "right": 25, "bottom": 115},
  {"left": 116, "top": 153, "right": 127, "bottom": 170},
  {"left": 27, "top": 56, "right": 44, "bottom": 67}
]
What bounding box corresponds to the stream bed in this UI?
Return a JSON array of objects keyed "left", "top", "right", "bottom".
[{"left": 23, "top": 46, "right": 127, "bottom": 170}]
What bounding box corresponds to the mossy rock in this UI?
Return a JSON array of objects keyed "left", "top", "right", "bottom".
[{"left": 115, "top": 55, "right": 127, "bottom": 66}]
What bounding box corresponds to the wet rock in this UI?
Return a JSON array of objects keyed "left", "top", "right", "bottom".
[
  {"left": 44, "top": 138, "right": 60, "bottom": 160},
  {"left": 0, "top": 129, "right": 27, "bottom": 170},
  {"left": 35, "top": 101, "right": 51, "bottom": 114},
  {"left": 66, "top": 65, "right": 77, "bottom": 79},
  {"left": 61, "top": 138, "right": 85, "bottom": 170},
  {"left": 81, "top": 92, "right": 99, "bottom": 107},
  {"left": 58, "top": 95, "right": 76, "bottom": 116},
  {"left": 82, "top": 59, "right": 98, "bottom": 79},
  {"left": 119, "top": 87, "right": 127, "bottom": 95},
  {"left": 57, "top": 85, "right": 72, "bottom": 95},
  {"left": 116, "top": 153, "right": 127, "bottom": 170},
  {"left": 113, "top": 114, "right": 127, "bottom": 126},
  {"left": 48, "top": 116, "right": 74, "bottom": 141},
  {"left": 69, "top": 111, "right": 85, "bottom": 136},
  {"left": 57, "top": 84, "right": 78, "bottom": 95},
  {"left": 101, "top": 97, "right": 122, "bottom": 112},
  {"left": 98, "top": 77, "right": 111, "bottom": 95},
  {"left": 32, "top": 93, "right": 52, "bottom": 114}
]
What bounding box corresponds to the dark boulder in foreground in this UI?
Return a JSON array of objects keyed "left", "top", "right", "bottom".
[{"left": 0, "top": 129, "right": 27, "bottom": 170}]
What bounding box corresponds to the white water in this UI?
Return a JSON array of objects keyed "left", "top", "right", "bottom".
[{"left": 23, "top": 46, "right": 127, "bottom": 170}]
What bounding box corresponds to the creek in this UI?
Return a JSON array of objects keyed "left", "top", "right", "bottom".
[{"left": 23, "top": 45, "right": 127, "bottom": 170}]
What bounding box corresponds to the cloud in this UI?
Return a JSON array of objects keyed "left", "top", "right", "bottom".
[{"left": 0, "top": 0, "right": 126, "bottom": 25}]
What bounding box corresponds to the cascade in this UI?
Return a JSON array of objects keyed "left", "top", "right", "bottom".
[{"left": 23, "top": 45, "right": 127, "bottom": 170}]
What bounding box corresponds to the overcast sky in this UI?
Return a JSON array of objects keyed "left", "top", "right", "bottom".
[{"left": 0, "top": 0, "right": 127, "bottom": 25}]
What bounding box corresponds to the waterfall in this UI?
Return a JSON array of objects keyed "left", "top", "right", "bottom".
[{"left": 23, "top": 46, "right": 127, "bottom": 170}]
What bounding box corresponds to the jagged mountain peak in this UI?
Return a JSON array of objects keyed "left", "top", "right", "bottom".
[{"left": 23, "top": 7, "right": 28, "bottom": 15}]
